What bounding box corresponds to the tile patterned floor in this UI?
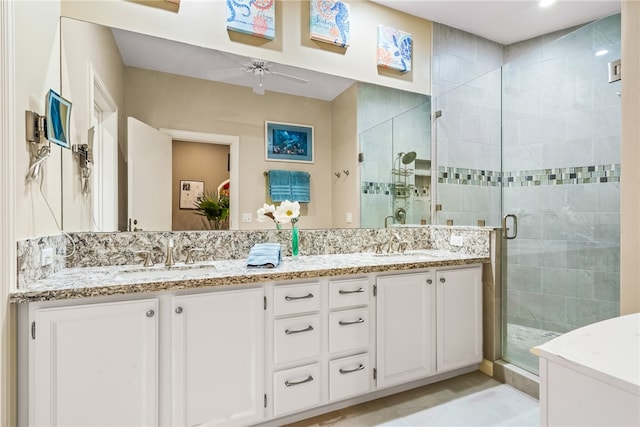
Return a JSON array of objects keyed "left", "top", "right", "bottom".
[{"left": 286, "top": 371, "right": 540, "bottom": 427}]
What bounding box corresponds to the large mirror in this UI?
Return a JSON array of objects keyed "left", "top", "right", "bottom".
[{"left": 60, "top": 17, "right": 431, "bottom": 232}]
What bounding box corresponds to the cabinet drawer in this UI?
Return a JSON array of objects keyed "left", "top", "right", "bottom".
[
  {"left": 329, "top": 278, "right": 369, "bottom": 309},
  {"left": 329, "top": 354, "right": 370, "bottom": 401},
  {"left": 274, "top": 315, "right": 321, "bottom": 364},
  {"left": 274, "top": 283, "right": 321, "bottom": 316},
  {"left": 273, "top": 363, "right": 321, "bottom": 416},
  {"left": 329, "top": 308, "right": 370, "bottom": 354}
]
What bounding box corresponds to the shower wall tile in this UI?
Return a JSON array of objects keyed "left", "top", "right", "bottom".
[
  {"left": 593, "top": 271, "right": 620, "bottom": 302},
  {"left": 565, "top": 297, "right": 619, "bottom": 328},
  {"left": 541, "top": 267, "right": 594, "bottom": 299},
  {"left": 506, "top": 264, "right": 542, "bottom": 293}
]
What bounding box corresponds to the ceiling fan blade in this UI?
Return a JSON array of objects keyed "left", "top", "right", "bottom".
[{"left": 269, "top": 70, "right": 309, "bottom": 84}]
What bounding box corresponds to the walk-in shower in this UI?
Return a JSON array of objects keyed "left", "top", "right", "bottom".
[{"left": 434, "top": 13, "right": 621, "bottom": 374}]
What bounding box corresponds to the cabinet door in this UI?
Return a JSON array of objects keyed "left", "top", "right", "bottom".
[
  {"left": 172, "top": 288, "right": 264, "bottom": 427},
  {"left": 32, "top": 299, "right": 158, "bottom": 427},
  {"left": 436, "top": 266, "right": 483, "bottom": 372},
  {"left": 376, "top": 273, "right": 436, "bottom": 388}
]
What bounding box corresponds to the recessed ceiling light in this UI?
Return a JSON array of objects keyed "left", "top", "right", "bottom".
[
  {"left": 595, "top": 49, "right": 609, "bottom": 56},
  {"left": 539, "top": 0, "right": 557, "bottom": 7}
]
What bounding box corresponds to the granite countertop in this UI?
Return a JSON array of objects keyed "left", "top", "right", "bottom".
[{"left": 10, "top": 250, "right": 489, "bottom": 303}]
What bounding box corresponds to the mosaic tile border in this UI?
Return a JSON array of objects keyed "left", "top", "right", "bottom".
[
  {"left": 362, "top": 181, "right": 430, "bottom": 197},
  {"left": 438, "top": 167, "right": 502, "bottom": 187},
  {"left": 502, "top": 164, "right": 621, "bottom": 187},
  {"left": 436, "top": 164, "right": 621, "bottom": 187}
]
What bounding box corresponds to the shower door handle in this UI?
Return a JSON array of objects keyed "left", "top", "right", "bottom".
[{"left": 502, "top": 214, "right": 518, "bottom": 239}]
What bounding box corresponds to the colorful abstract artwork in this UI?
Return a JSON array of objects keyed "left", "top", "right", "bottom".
[
  {"left": 310, "top": 0, "right": 350, "bottom": 48},
  {"left": 377, "top": 25, "right": 412, "bottom": 72},
  {"left": 226, "top": 0, "right": 275, "bottom": 40}
]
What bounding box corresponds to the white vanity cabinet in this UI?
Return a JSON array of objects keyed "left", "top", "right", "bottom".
[
  {"left": 29, "top": 299, "right": 159, "bottom": 427},
  {"left": 171, "top": 288, "right": 264, "bottom": 427},
  {"left": 376, "top": 272, "right": 437, "bottom": 388},
  {"left": 436, "top": 266, "right": 483, "bottom": 372},
  {"left": 376, "top": 265, "right": 483, "bottom": 388}
]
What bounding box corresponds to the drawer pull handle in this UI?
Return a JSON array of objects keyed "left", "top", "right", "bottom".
[
  {"left": 339, "top": 364, "right": 365, "bottom": 375},
  {"left": 339, "top": 318, "right": 365, "bottom": 326},
  {"left": 285, "top": 325, "right": 314, "bottom": 335},
  {"left": 338, "top": 288, "right": 365, "bottom": 294},
  {"left": 285, "top": 293, "right": 314, "bottom": 301},
  {"left": 285, "top": 375, "right": 314, "bottom": 387}
]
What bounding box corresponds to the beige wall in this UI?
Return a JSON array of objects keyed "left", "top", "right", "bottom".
[
  {"left": 621, "top": 0, "right": 640, "bottom": 315},
  {"left": 60, "top": 17, "right": 126, "bottom": 232},
  {"left": 14, "top": 1, "right": 63, "bottom": 240},
  {"left": 172, "top": 140, "right": 230, "bottom": 230},
  {"left": 60, "top": 0, "right": 432, "bottom": 96},
  {"left": 125, "top": 67, "right": 335, "bottom": 229},
  {"left": 331, "top": 83, "right": 359, "bottom": 228}
]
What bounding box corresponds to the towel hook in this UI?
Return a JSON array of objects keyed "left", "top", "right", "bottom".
[
  {"left": 343, "top": 169, "right": 350, "bottom": 176},
  {"left": 334, "top": 172, "right": 341, "bottom": 178}
]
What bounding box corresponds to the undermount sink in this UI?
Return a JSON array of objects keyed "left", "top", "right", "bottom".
[{"left": 114, "top": 262, "right": 218, "bottom": 281}]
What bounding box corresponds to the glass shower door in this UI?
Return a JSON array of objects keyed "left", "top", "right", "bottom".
[{"left": 501, "top": 14, "right": 622, "bottom": 373}]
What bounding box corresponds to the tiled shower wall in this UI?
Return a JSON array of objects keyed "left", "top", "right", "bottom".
[
  {"left": 432, "top": 23, "right": 503, "bottom": 227},
  {"left": 502, "top": 14, "right": 621, "bottom": 339}
]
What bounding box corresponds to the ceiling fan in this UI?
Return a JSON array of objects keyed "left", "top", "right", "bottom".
[{"left": 207, "top": 59, "right": 309, "bottom": 95}]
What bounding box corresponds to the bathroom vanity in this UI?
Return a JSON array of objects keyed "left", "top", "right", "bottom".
[{"left": 13, "top": 251, "right": 486, "bottom": 426}]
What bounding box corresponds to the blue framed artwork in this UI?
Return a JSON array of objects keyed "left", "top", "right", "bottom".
[
  {"left": 226, "top": 0, "right": 275, "bottom": 40},
  {"left": 377, "top": 25, "right": 412, "bottom": 73},
  {"left": 310, "top": 0, "right": 350, "bottom": 48},
  {"left": 265, "top": 121, "right": 314, "bottom": 163}
]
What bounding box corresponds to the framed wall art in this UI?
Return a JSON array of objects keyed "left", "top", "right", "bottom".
[
  {"left": 265, "top": 121, "right": 314, "bottom": 163},
  {"left": 377, "top": 25, "right": 413, "bottom": 72},
  {"left": 227, "top": 0, "right": 276, "bottom": 40},
  {"left": 179, "top": 180, "right": 204, "bottom": 209},
  {"left": 310, "top": 0, "right": 350, "bottom": 48}
]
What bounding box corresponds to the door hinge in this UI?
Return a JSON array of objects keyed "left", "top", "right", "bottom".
[
  {"left": 373, "top": 367, "right": 377, "bottom": 380},
  {"left": 264, "top": 296, "right": 267, "bottom": 310},
  {"left": 373, "top": 284, "right": 377, "bottom": 297},
  {"left": 31, "top": 321, "right": 36, "bottom": 340},
  {"left": 264, "top": 393, "right": 267, "bottom": 408}
]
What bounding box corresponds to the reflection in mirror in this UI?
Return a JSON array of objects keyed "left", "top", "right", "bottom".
[{"left": 60, "top": 17, "right": 431, "bottom": 232}]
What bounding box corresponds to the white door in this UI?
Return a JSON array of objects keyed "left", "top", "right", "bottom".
[
  {"left": 172, "top": 288, "right": 264, "bottom": 426},
  {"left": 32, "top": 299, "right": 158, "bottom": 427},
  {"left": 436, "top": 266, "right": 483, "bottom": 373},
  {"left": 127, "top": 117, "right": 172, "bottom": 231},
  {"left": 376, "top": 273, "right": 436, "bottom": 388}
]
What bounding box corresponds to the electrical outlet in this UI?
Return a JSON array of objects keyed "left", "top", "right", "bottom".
[
  {"left": 346, "top": 212, "right": 353, "bottom": 223},
  {"left": 450, "top": 235, "right": 464, "bottom": 247},
  {"left": 41, "top": 247, "right": 54, "bottom": 266},
  {"left": 242, "top": 213, "right": 252, "bottom": 223}
]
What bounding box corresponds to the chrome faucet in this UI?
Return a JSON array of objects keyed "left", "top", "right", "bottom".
[
  {"left": 186, "top": 248, "right": 204, "bottom": 264},
  {"left": 165, "top": 238, "right": 176, "bottom": 267},
  {"left": 384, "top": 215, "right": 395, "bottom": 228}
]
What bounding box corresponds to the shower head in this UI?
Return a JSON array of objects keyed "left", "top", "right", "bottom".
[{"left": 400, "top": 151, "right": 417, "bottom": 164}]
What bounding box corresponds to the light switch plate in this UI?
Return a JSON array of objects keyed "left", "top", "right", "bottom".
[
  {"left": 242, "top": 213, "right": 252, "bottom": 223},
  {"left": 41, "top": 247, "right": 54, "bottom": 266},
  {"left": 450, "top": 235, "right": 464, "bottom": 247},
  {"left": 346, "top": 212, "right": 353, "bottom": 223}
]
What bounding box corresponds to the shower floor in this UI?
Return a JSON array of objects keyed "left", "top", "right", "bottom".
[{"left": 504, "top": 323, "right": 562, "bottom": 374}]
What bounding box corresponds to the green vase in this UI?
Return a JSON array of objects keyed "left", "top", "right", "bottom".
[{"left": 291, "top": 225, "right": 299, "bottom": 256}]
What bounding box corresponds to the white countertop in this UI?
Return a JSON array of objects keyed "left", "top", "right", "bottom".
[{"left": 533, "top": 313, "right": 640, "bottom": 393}]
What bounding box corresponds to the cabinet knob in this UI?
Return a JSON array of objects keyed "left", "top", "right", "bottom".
[
  {"left": 427, "top": 279, "right": 433, "bottom": 285},
  {"left": 146, "top": 309, "right": 155, "bottom": 318},
  {"left": 440, "top": 277, "right": 446, "bottom": 283},
  {"left": 175, "top": 306, "right": 183, "bottom": 314}
]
